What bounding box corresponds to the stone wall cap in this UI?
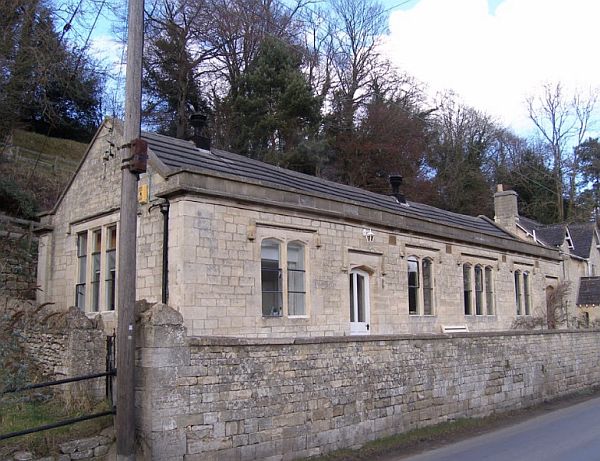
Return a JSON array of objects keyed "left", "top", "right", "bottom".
[
  {"left": 139, "top": 302, "right": 184, "bottom": 326},
  {"left": 187, "top": 329, "right": 600, "bottom": 347}
]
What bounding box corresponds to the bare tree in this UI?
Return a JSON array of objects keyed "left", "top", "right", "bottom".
[
  {"left": 301, "top": 5, "right": 334, "bottom": 101},
  {"left": 205, "top": 0, "right": 306, "bottom": 94},
  {"left": 511, "top": 281, "right": 573, "bottom": 330},
  {"left": 143, "top": 0, "right": 221, "bottom": 138},
  {"left": 328, "top": 0, "right": 388, "bottom": 130},
  {"left": 526, "top": 82, "right": 598, "bottom": 221},
  {"left": 427, "top": 92, "right": 499, "bottom": 216}
]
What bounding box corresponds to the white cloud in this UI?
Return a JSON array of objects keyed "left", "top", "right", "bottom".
[
  {"left": 383, "top": 0, "right": 600, "bottom": 135},
  {"left": 90, "top": 35, "right": 125, "bottom": 72}
]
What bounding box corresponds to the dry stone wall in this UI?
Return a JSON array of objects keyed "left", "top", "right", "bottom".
[
  {"left": 1, "top": 427, "right": 115, "bottom": 461},
  {"left": 136, "top": 303, "right": 600, "bottom": 460},
  {"left": 3, "top": 299, "right": 107, "bottom": 399}
]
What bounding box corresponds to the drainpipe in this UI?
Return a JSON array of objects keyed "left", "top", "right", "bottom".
[{"left": 159, "top": 201, "right": 170, "bottom": 304}]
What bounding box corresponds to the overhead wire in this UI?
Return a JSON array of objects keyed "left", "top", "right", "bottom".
[{"left": 26, "top": 0, "right": 108, "bottom": 184}]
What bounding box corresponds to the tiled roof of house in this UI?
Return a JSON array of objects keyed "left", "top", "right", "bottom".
[
  {"left": 568, "top": 222, "right": 596, "bottom": 259},
  {"left": 142, "top": 131, "right": 513, "bottom": 240},
  {"left": 518, "top": 213, "right": 598, "bottom": 258},
  {"left": 517, "top": 216, "right": 540, "bottom": 236},
  {"left": 534, "top": 224, "right": 567, "bottom": 248},
  {"left": 577, "top": 277, "right": 600, "bottom": 306}
]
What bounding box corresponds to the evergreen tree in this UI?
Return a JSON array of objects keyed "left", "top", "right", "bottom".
[
  {"left": 0, "top": 0, "right": 103, "bottom": 142},
  {"left": 225, "top": 38, "right": 321, "bottom": 164}
]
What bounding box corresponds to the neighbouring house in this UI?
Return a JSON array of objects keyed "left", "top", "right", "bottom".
[
  {"left": 38, "top": 119, "right": 592, "bottom": 337},
  {"left": 494, "top": 185, "right": 600, "bottom": 326}
]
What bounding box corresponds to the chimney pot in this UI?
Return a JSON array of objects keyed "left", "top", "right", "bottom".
[
  {"left": 189, "top": 112, "right": 211, "bottom": 150},
  {"left": 389, "top": 174, "right": 406, "bottom": 204}
]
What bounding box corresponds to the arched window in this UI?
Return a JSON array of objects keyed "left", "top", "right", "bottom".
[
  {"left": 485, "top": 266, "right": 494, "bottom": 315},
  {"left": 463, "top": 264, "right": 472, "bottom": 315},
  {"left": 423, "top": 258, "right": 434, "bottom": 315},
  {"left": 408, "top": 257, "right": 419, "bottom": 315},
  {"left": 261, "top": 239, "right": 282, "bottom": 316},
  {"left": 523, "top": 271, "right": 531, "bottom": 315},
  {"left": 475, "top": 265, "right": 484, "bottom": 315},
  {"left": 287, "top": 241, "right": 306, "bottom": 316},
  {"left": 514, "top": 270, "right": 522, "bottom": 315},
  {"left": 407, "top": 257, "right": 435, "bottom": 316}
]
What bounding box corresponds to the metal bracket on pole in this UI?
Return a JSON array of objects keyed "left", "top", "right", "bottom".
[{"left": 121, "top": 138, "right": 148, "bottom": 174}]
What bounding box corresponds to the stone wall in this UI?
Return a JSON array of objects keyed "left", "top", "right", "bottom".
[
  {"left": 3, "top": 299, "right": 108, "bottom": 400},
  {"left": 0, "top": 219, "right": 37, "bottom": 300},
  {"left": 1, "top": 427, "right": 115, "bottom": 461},
  {"left": 136, "top": 303, "right": 600, "bottom": 460}
]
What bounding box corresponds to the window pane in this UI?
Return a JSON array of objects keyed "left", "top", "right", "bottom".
[
  {"left": 92, "top": 229, "right": 102, "bottom": 253},
  {"left": 288, "top": 292, "right": 305, "bottom": 316},
  {"left": 106, "top": 249, "right": 116, "bottom": 311},
  {"left": 463, "top": 265, "right": 472, "bottom": 315},
  {"left": 523, "top": 272, "right": 531, "bottom": 315},
  {"left": 261, "top": 240, "right": 281, "bottom": 316},
  {"left": 288, "top": 270, "right": 305, "bottom": 292},
  {"left": 262, "top": 292, "right": 283, "bottom": 316},
  {"left": 76, "top": 284, "right": 85, "bottom": 310},
  {"left": 261, "top": 239, "right": 279, "bottom": 262},
  {"left": 485, "top": 267, "right": 494, "bottom": 315},
  {"left": 515, "top": 271, "right": 522, "bottom": 315},
  {"left": 91, "top": 253, "right": 100, "bottom": 312},
  {"left": 107, "top": 226, "right": 117, "bottom": 250},
  {"left": 287, "top": 242, "right": 306, "bottom": 316},
  {"left": 78, "top": 253, "right": 87, "bottom": 284},
  {"left": 77, "top": 233, "right": 87, "bottom": 257},
  {"left": 475, "top": 266, "right": 483, "bottom": 315},
  {"left": 287, "top": 242, "right": 305, "bottom": 270},
  {"left": 357, "top": 274, "right": 365, "bottom": 322},
  {"left": 349, "top": 274, "right": 355, "bottom": 322},
  {"left": 76, "top": 232, "right": 88, "bottom": 309},
  {"left": 408, "top": 258, "right": 419, "bottom": 315},
  {"left": 423, "top": 259, "right": 433, "bottom": 315}
]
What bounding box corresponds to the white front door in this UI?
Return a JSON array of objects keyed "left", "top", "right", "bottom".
[{"left": 349, "top": 269, "right": 370, "bottom": 335}]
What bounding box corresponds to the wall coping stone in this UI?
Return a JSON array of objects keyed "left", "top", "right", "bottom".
[{"left": 187, "top": 329, "right": 600, "bottom": 347}]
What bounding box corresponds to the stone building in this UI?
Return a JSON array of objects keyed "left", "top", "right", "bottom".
[
  {"left": 37, "top": 120, "right": 590, "bottom": 337},
  {"left": 494, "top": 185, "right": 600, "bottom": 325}
]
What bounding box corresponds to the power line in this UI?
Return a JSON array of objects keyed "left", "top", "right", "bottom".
[{"left": 26, "top": 0, "right": 108, "bottom": 183}]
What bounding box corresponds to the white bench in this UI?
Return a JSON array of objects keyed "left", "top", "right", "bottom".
[{"left": 441, "top": 325, "right": 469, "bottom": 334}]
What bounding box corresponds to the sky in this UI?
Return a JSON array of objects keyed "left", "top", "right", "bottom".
[
  {"left": 88, "top": 0, "right": 600, "bottom": 138},
  {"left": 381, "top": 0, "right": 600, "bottom": 136}
]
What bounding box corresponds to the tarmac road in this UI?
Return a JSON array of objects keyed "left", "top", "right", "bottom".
[{"left": 392, "top": 395, "right": 600, "bottom": 461}]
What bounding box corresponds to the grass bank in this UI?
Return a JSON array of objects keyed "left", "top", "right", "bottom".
[
  {"left": 10, "top": 129, "right": 87, "bottom": 161},
  {"left": 0, "top": 398, "right": 112, "bottom": 458}
]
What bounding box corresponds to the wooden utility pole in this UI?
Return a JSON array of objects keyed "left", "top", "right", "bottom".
[{"left": 116, "top": 0, "right": 144, "bottom": 458}]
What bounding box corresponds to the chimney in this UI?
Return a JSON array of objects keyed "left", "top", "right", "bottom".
[
  {"left": 494, "top": 184, "right": 518, "bottom": 235},
  {"left": 189, "top": 112, "right": 211, "bottom": 150},
  {"left": 389, "top": 174, "right": 406, "bottom": 204}
]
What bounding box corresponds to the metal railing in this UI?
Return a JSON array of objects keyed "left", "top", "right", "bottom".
[
  {"left": 0, "top": 335, "right": 116, "bottom": 441},
  {"left": 0, "top": 143, "right": 79, "bottom": 173}
]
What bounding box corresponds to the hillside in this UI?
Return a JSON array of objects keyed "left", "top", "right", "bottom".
[{"left": 1, "top": 130, "right": 88, "bottom": 219}]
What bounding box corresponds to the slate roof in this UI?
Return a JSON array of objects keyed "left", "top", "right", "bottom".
[
  {"left": 577, "top": 277, "right": 600, "bottom": 306},
  {"left": 568, "top": 222, "right": 596, "bottom": 259},
  {"left": 142, "top": 131, "right": 513, "bottom": 240},
  {"left": 517, "top": 216, "right": 540, "bottom": 236},
  {"left": 535, "top": 224, "right": 566, "bottom": 248},
  {"left": 517, "top": 213, "right": 598, "bottom": 258}
]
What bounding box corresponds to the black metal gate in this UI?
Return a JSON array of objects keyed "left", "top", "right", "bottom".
[{"left": 0, "top": 334, "right": 117, "bottom": 441}]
